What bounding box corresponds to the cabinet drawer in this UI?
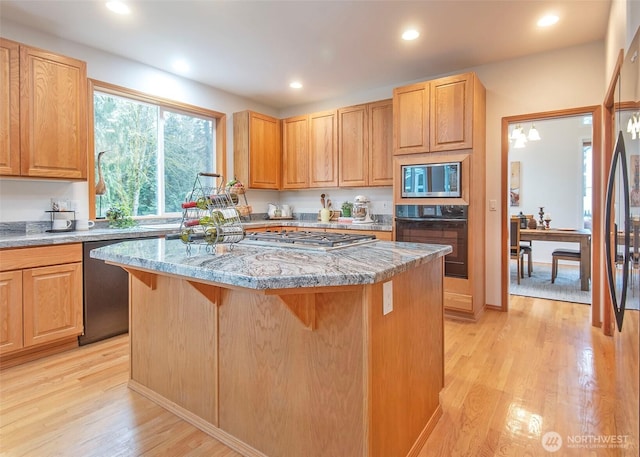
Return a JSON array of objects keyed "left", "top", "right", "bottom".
[{"left": 0, "top": 243, "right": 82, "bottom": 271}]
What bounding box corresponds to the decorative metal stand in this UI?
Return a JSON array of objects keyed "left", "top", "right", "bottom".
[
  {"left": 46, "top": 210, "right": 76, "bottom": 232},
  {"left": 538, "top": 206, "right": 545, "bottom": 229},
  {"left": 179, "top": 172, "right": 245, "bottom": 252}
]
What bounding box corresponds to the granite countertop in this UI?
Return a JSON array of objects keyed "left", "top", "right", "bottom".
[
  {"left": 0, "top": 219, "right": 392, "bottom": 249},
  {"left": 90, "top": 237, "right": 450, "bottom": 290}
]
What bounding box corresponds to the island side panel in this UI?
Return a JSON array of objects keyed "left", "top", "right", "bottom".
[
  {"left": 129, "top": 274, "right": 218, "bottom": 425},
  {"left": 218, "top": 288, "right": 366, "bottom": 457},
  {"left": 368, "top": 259, "right": 444, "bottom": 457}
]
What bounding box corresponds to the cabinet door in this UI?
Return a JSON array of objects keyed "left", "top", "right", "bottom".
[
  {"left": 282, "top": 115, "right": 309, "bottom": 189},
  {"left": 393, "top": 82, "right": 429, "bottom": 155},
  {"left": 20, "top": 46, "right": 87, "bottom": 179},
  {"left": 309, "top": 110, "right": 338, "bottom": 188},
  {"left": 249, "top": 112, "right": 281, "bottom": 189},
  {"left": 430, "top": 73, "right": 473, "bottom": 151},
  {"left": 368, "top": 99, "right": 393, "bottom": 186},
  {"left": 338, "top": 104, "right": 368, "bottom": 187},
  {"left": 0, "top": 270, "right": 23, "bottom": 355},
  {"left": 22, "top": 262, "right": 83, "bottom": 347},
  {"left": 0, "top": 39, "right": 20, "bottom": 176}
]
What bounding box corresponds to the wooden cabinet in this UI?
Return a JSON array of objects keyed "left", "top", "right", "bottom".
[
  {"left": 0, "top": 38, "right": 20, "bottom": 176},
  {"left": 338, "top": 100, "right": 393, "bottom": 187},
  {"left": 233, "top": 110, "right": 281, "bottom": 189},
  {"left": 393, "top": 72, "right": 479, "bottom": 155},
  {"left": 392, "top": 71, "right": 486, "bottom": 321},
  {"left": 305, "top": 227, "right": 393, "bottom": 241},
  {"left": 0, "top": 38, "right": 88, "bottom": 179},
  {"left": 282, "top": 110, "right": 338, "bottom": 189},
  {"left": 283, "top": 99, "right": 391, "bottom": 189},
  {"left": 368, "top": 99, "right": 393, "bottom": 186},
  {"left": 0, "top": 270, "right": 22, "bottom": 354},
  {"left": 0, "top": 244, "right": 83, "bottom": 365},
  {"left": 247, "top": 226, "right": 284, "bottom": 232},
  {"left": 282, "top": 115, "right": 309, "bottom": 189},
  {"left": 338, "top": 99, "right": 393, "bottom": 187},
  {"left": 22, "top": 262, "right": 83, "bottom": 347},
  {"left": 430, "top": 73, "right": 474, "bottom": 152},
  {"left": 393, "top": 82, "right": 429, "bottom": 154},
  {"left": 308, "top": 110, "right": 338, "bottom": 188},
  {"left": 338, "top": 104, "right": 368, "bottom": 187}
]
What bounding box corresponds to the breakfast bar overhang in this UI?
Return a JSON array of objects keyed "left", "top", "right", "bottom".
[{"left": 92, "top": 238, "right": 451, "bottom": 457}]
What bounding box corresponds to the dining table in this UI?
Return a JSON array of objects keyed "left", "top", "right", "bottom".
[{"left": 520, "top": 228, "right": 591, "bottom": 291}]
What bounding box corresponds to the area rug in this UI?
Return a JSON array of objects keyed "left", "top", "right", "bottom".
[
  {"left": 510, "top": 262, "right": 591, "bottom": 304},
  {"left": 510, "top": 262, "right": 640, "bottom": 309}
]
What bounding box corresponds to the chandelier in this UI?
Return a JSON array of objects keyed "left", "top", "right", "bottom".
[
  {"left": 510, "top": 123, "right": 541, "bottom": 149},
  {"left": 627, "top": 112, "right": 640, "bottom": 140}
]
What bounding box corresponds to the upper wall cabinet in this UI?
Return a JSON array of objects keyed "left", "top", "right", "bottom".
[
  {"left": 393, "top": 82, "right": 430, "bottom": 154},
  {"left": 430, "top": 73, "right": 474, "bottom": 152},
  {"left": 233, "top": 110, "right": 281, "bottom": 190},
  {"left": 0, "top": 39, "right": 20, "bottom": 176},
  {"left": 282, "top": 114, "right": 309, "bottom": 189},
  {"left": 0, "top": 38, "right": 88, "bottom": 179},
  {"left": 393, "top": 72, "right": 481, "bottom": 155},
  {"left": 338, "top": 99, "right": 393, "bottom": 187},
  {"left": 308, "top": 110, "right": 338, "bottom": 188},
  {"left": 338, "top": 104, "right": 368, "bottom": 187},
  {"left": 283, "top": 110, "right": 338, "bottom": 189}
]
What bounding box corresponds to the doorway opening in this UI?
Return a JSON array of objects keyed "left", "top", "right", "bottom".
[{"left": 501, "top": 107, "right": 602, "bottom": 321}]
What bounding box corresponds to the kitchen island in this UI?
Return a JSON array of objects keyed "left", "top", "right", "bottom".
[{"left": 92, "top": 237, "right": 451, "bottom": 457}]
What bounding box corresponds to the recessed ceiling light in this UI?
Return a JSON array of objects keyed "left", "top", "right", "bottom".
[
  {"left": 537, "top": 15, "right": 559, "bottom": 27},
  {"left": 289, "top": 81, "right": 303, "bottom": 89},
  {"left": 172, "top": 60, "right": 190, "bottom": 73},
  {"left": 402, "top": 29, "right": 420, "bottom": 41},
  {"left": 106, "top": 1, "right": 130, "bottom": 15}
]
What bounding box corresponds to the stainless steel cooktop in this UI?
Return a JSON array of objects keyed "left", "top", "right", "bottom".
[{"left": 241, "top": 230, "right": 378, "bottom": 251}]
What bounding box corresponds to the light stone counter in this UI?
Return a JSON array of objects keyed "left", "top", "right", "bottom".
[
  {"left": 0, "top": 220, "right": 391, "bottom": 249},
  {"left": 90, "top": 237, "right": 450, "bottom": 290}
]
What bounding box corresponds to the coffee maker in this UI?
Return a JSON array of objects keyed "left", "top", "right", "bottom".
[{"left": 352, "top": 195, "right": 373, "bottom": 223}]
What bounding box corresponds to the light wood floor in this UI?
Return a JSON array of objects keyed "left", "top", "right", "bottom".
[{"left": 1, "top": 296, "right": 638, "bottom": 457}]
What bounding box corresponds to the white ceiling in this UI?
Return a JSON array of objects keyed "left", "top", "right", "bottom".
[{"left": 0, "top": 0, "right": 611, "bottom": 109}]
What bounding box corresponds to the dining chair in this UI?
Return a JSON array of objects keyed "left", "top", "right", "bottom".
[
  {"left": 510, "top": 218, "right": 525, "bottom": 284},
  {"left": 551, "top": 249, "right": 581, "bottom": 283},
  {"left": 520, "top": 214, "right": 534, "bottom": 275}
]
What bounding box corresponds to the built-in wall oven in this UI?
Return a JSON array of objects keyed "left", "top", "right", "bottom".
[{"left": 395, "top": 205, "right": 468, "bottom": 278}]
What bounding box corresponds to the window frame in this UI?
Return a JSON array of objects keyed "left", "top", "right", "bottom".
[{"left": 88, "top": 79, "right": 226, "bottom": 220}]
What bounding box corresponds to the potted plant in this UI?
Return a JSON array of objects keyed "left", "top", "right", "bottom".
[
  {"left": 341, "top": 201, "right": 353, "bottom": 217},
  {"left": 106, "top": 204, "right": 137, "bottom": 228}
]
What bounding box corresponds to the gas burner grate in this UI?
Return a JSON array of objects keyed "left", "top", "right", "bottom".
[{"left": 244, "top": 230, "right": 376, "bottom": 247}]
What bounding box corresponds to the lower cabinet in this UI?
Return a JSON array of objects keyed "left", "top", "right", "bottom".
[
  {"left": 247, "top": 226, "right": 284, "bottom": 232},
  {"left": 303, "top": 227, "right": 393, "bottom": 241},
  {"left": 0, "top": 270, "right": 22, "bottom": 354},
  {"left": 0, "top": 244, "right": 83, "bottom": 366},
  {"left": 246, "top": 225, "right": 391, "bottom": 241}
]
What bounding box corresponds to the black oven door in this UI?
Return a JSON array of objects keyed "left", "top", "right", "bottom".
[{"left": 395, "top": 218, "right": 468, "bottom": 278}]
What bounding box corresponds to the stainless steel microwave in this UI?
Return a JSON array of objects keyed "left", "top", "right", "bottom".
[{"left": 401, "top": 162, "right": 461, "bottom": 198}]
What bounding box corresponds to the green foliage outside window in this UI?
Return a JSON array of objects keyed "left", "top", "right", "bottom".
[{"left": 94, "top": 91, "right": 215, "bottom": 218}]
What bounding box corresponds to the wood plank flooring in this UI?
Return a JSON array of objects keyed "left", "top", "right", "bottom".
[{"left": 0, "top": 296, "right": 637, "bottom": 456}]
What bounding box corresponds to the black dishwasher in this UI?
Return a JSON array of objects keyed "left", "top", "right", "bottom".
[{"left": 80, "top": 238, "right": 152, "bottom": 345}]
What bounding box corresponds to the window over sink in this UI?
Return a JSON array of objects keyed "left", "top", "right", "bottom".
[{"left": 91, "top": 82, "right": 224, "bottom": 219}]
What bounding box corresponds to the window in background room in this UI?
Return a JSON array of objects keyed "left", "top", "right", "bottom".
[
  {"left": 93, "top": 90, "right": 215, "bottom": 218},
  {"left": 583, "top": 139, "right": 592, "bottom": 229}
]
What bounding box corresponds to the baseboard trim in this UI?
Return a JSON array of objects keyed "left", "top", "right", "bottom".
[{"left": 128, "top": 379, "right": 268, "bottom": 457}]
